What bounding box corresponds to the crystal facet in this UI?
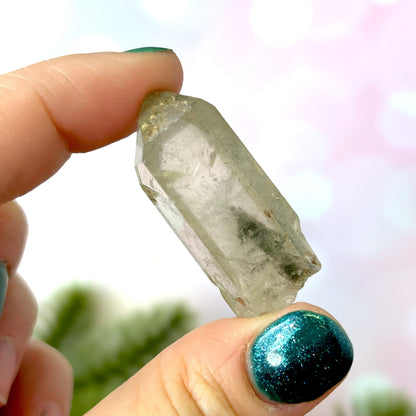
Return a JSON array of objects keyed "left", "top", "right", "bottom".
[{"left": 135, "top": 92, "right": 321, "bottom": 317}]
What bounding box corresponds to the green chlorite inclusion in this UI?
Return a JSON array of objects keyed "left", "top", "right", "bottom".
[{"left": 135, "top": 92, "right": 321, "bottom": 317}]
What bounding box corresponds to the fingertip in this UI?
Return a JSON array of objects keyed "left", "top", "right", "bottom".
[
  {"left": 5, "top": 340, "right": 73, "bottom": 416},
  {"left": 247, "top": 304, "right": 353, "bottom": 408},
  {"left": 88, "top": 303, "right": 353, "bottom": 416},
  {"left": 0, "top": 50, "right": 184, "bottom": 202},
  {"left": 0, "top": 201, "right": 28, "bottom": 276},
  {"left": 118, "top": 48, "right": 184, "bottom": 95},
  {"left": 42, "top": 50, "right": 184, "bottom": 153},
  {"left": 29, "top": 339, "right": 74, "bottom": 383}
]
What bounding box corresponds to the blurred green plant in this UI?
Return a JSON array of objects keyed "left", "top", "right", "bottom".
[
  {"left": 35, "top": 287, "right": 416, "bottom": 416},
  {"left": 353, "top": 394, "right": 414, "bottom": 416},
  {"left": 352, "top": 386, "right": 415, "bottom": 416},
  {"left": 336, "top": 374, "right": 415, "bottom": 416},
  {"left": 35, "top": 285, "right": 195, "bottom": 416}
]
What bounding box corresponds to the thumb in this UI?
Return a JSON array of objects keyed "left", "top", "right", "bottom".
[{"left": 86, "top": 303, "right": 353, "bottom": 416}]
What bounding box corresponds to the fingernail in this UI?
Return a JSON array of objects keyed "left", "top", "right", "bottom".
[
  {"left": 0, "top": 261, "right": 9, "bottom": 317},
  {"left": 0, "top": 337, "right": 17, "bottom": 405},
  {"left": 248, "top": 310, "right": 353, "bottom": 404},
  {"left": 40, "top": 401, "right": 63, "bottom": 416},
  {"left": 124, "top": 46, "right": 172, "bottom": 53}
]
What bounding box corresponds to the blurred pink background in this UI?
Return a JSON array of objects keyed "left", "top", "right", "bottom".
[{"left": 1, "top": 0, "right": 415, "bottom": 413}]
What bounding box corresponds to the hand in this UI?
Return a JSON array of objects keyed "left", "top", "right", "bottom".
[{"left": 0, "top": 50, "right": 353, "bottom": 416}]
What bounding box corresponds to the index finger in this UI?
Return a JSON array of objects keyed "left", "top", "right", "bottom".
[{"left": 0, "top": 50, "right": 183, "bottom": 204}]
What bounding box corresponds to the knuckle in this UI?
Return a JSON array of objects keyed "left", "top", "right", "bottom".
[
  {"left": 133, "top": 347, "right": 240, "bottom": 416},
  {"left": 139, "top": 351, "right": 238, "bottom": 416},
  {"left": 178, "top": 353, "right": 238, "bottom": 416}
]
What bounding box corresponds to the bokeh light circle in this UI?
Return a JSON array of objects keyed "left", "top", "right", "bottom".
[
  {"left": 327, "top": 156, "right": 402, "bottom": 258},
  {"left": 65, "top": 35, "right": 121, "bottom": 54},
  {"left": 138, "top": 0, "right": 192, "bottom": 23},
  {"left": 250, "top": 0, "right": 314, "bottom": 48},
  {"left": 374, "top": 0, "right": 401, "bottom": 4},
  {"left": 378, "top": 89, "right": 416, "bottom": 150},
  {"left": 382, "top": 170, "right": 416, "bottom": 233},
  {"left": 0, "top": 0, "right": 70, "bottom": 70},
  {"left": 283, "top": 171, "right": 333, "bottom": 219}
]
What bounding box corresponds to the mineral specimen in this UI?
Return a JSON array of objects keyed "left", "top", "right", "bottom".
[{"left": 135, "top": 92, "right": 321, "bottom": 317}]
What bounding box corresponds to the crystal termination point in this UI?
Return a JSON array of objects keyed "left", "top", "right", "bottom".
[{"left": 135, "top": 92, "right": 321, "bottom": 317}]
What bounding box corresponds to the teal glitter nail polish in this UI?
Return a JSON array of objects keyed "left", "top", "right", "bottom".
[
  {"left": 0, "top": 262, "right": 8, "bottom": 317},
  {"left": 124, "top": 47, "right": 172, "bottom": 53},
  {"left": 248, "top": 310, "right": 353, "bottom": 404}
]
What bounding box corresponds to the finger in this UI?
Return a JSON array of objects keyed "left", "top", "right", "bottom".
[
  {"left": 0, "top": 201, "right": 28, "bottom": 277},
  {"left": 1, "top": 340, "right": 73, "bottom": 416},
  {"left": 0, "top": 199, "right": 29, "bottom": 318},
  {"left": 87, "top": 303, "right": 353, "bottom": 416},
  {"left": 0, "top": 50, "right": 183, "bottom": 203},
  {"left": 0, "top": 276, "right": 37, "bottom": 406}
]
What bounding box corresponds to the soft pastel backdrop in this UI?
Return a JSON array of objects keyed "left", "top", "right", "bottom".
[{"left": 1, "top": 0, "right": 415, "bottom": 414}]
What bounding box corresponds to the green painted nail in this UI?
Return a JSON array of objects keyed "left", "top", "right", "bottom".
[
  {"left": 0, "top": 262, "right": 8, "bottom": 317},
  {"left": 248, "top": 310, "right": 353, "bottom": 404},
  {"left": 125, "top": 47, "right": 172, "bottom": 53}
]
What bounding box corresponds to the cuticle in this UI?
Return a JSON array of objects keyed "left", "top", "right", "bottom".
[
  {"left": 245, "top": 354, "right": 291, "bottom": 411},
  {"left": 246, "top": 327, "right": 275, "bottom": 405},
  {"left": 245, "top": 324, "right": 287, "bottom": 409}
]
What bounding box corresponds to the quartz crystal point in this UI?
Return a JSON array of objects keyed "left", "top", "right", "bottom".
[{"left": 135, "top": 92, "right": 321, "bottom": 317}]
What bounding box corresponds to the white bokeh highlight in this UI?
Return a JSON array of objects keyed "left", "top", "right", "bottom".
[
  {"left": 283, "top": 171, "right": 333, "bottom": 219},
  {"left": 251, "top": 116, "right": 331, "bottom": 182},
  {"left": 327, "top": 156, "right": 403, "bottom": 258},
  {"left": 378, "top": 89, "right": 416, "bottom": 150},
  {"left": 374, "top": 0, "right": 401, "bottom": 4},
  {"left": 138, "top": 0, "right": 192, "bottom": 23},
  {"left": 0, "top": 0, "right": 71, "bottom": 71},
  {"left": 271, "top": 119, "right": 331, "bottom": 166},
  {"left": 382, "top": 170, "right": 416, "bottom": 232},
  {"left": 250, "top": 0, "right": 314, "bottom": 48},
  {"left": 65, "top": 35, "right": 122, "bottom": 54}
]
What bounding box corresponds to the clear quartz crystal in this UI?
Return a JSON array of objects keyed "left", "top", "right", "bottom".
[{"left": 135, "top": 92, "right": 321, "bottom": 317}]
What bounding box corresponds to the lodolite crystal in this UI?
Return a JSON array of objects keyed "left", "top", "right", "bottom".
[{"left": 135, "top": 92, "right": 321, "bottom": 317}]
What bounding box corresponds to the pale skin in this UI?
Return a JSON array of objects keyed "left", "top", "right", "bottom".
[{"left": 0, "top": 51, "right": 348, "bottom": 416}]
